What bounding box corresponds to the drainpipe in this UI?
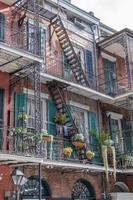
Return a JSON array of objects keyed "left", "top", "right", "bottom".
[
  {"left": 39, "top": 163, "right": 42, "bottom": 200},
  {"left": 90, "top": 24, "right": 99, "bottom": 90}
]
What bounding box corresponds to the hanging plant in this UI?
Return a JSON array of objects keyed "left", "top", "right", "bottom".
[
  {"left": 72, "top": 133, "right": 86, "bottom": 149},
  {"left": 18, "top": 112, "right": 29, "bottom": 122},
  {"left": 63, "top": 147, "right": 73, "bottom": 157},
  {"left": 54, "top": 113, "right": 68, "bottom": 125},
  {"left": 86, "top": 150, "right": 95, "bottom": 161}
]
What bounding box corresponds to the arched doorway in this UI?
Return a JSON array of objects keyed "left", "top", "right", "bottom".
[
  {"left": 72, "top": 179, "right": 96, "bottom": 200},
  {"left": 112, "top": 181, "right": 129, "bottom": 192},
  {"left": 21, "top": 176, "right": 51, "bottom": 199}
]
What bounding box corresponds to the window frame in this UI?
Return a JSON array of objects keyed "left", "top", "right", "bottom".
[{"left": 23, "top": 88, "right": 49, "bottom": 129}]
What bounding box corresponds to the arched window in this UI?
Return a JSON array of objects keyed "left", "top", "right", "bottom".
[
  {"left": 21, "top": 176, "right": 51, "bottom": 199},
  {"left": 0, "top": 13, "right": 5, "bottom": 41},
  {"left": 72, "top": 179, "right": 96, "bottom": 200},
  {"left": 112, "top": 182, "right": 129, "bottom": 193}
]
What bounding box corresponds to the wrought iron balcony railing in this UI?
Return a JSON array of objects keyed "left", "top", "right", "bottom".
[
  {"left": 0, "top": 21, "right": 44, "bottom": 57},
  {"left": 0, "top": 126, "right": 132, "bottom": 169}
]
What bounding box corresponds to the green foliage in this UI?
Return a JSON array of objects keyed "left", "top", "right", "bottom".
[
  {"left": 72, "top": 133, "right": 85, "bottom": 142},
  {"left": 54, "top": 113, "right": 68, "bottom": 125},
  {"left": 90, "top": 129, "right": 109, "bottom": 146},
  {"left": 18, "top": 112, "right": 29, "bottom": 122}
]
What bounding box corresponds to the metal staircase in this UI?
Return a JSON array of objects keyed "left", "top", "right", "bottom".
[
  {"left": 12, "top": 0, "right": 89, "bottom": 86},
  {"left": 51, "top": 15, "right": 88, "bottom": 86},
  {"left": 48, "top": 81, "right": 79, "bottom": 137}
]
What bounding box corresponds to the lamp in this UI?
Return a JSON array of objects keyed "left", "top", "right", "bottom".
[{"left": 11, "top": 168, "right": 27, "bottom": 200}]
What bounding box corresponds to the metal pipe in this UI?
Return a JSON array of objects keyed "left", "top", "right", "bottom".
[{"left": 39, "top": 163, "right": 42, "bottom": 200}]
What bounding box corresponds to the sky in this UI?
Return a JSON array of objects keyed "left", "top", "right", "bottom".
[{"left": 72, "top": 0, "right": 133, "bottom": 31}]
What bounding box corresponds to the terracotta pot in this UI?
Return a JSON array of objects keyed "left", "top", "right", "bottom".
[
  {"left": 72, "top": 141, "right": 86, "bottom": 149},
  {"left": 42, "top": 135, "right": 53, "bottom": 142},
  {"left": 64, "top": 151, "right": 72, "bottom": 157},
  {"left": 86, "top": 154, "right": 94, "bottom": 160}
]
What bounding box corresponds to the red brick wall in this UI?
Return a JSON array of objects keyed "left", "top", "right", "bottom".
[
  {"left": 0, "top": 72, "right": 9, "bottom": 149},
  {"left": 24, "top": 166, "right": 102, "bottom": 200}
]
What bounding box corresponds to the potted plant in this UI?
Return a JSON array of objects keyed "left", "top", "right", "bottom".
[
  {"left": 117, "top": 154, "right": 133, "bottom": 169},
  {"left": 63, "top": 147, "right": 73, "bottom": 157},
  {"left": 54, "top": 113, "right": 68, "bottom": 125},
  {"left": 86, "top": 150, "right": 95, "bottom": 161},
  {"left": 18, "top": 112, "right": 29, "bottom": 122},
  {"left": 91, "top": 130, "right": 116, "bottom": 182},
  {"left": 72, "top": 133, "right": 86, "bottom": 149},
  {"left": 54, "top": 113, "right": 68, "bottom": 135},
  {"left": 41, "top": 129, "right": 53, "bottom": 142}
]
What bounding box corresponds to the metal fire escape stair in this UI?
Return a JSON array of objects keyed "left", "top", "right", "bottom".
[
  {"left": 48, "top": 81, "right": 79, "bottom": 137},
  {"left": 51, "top": 15, "right": 88, "bottom": 86},
  {"left": 12, "top": 0, "right": 89, "bottom": 87}
]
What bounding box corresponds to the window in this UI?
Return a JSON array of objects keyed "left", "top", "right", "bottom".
[
  {"left": 70, "top": 102, "right": 89, "bottom": 136},
  {"left": 103, "top": 58, "right": 117, "bottom": 95},
  {"left": 0, "top": 13, "right": 5, "bottom": 41},
  {"left": 27, "top": 95, "right": 47, "bottom": 129},
  {"left": 26, "top": 19, "right": 45, "bottom": 56},
  {"left": 107, "top": 112, "right": 124, "bottom": 153}
]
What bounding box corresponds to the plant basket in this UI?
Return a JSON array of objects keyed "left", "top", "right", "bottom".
[
  {"left": 72, "top": 141, "right": 86, "bottom": 150},
  {"left": 63, "top": 147, "right": 73, "bottom": 157},
  {"left": 42, "top": 135, "right": 53, "bottom": 142},
  {"left": 86, "top": 151, "right": 95, "bottom": 161}
]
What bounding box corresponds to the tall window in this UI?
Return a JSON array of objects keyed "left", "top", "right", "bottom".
[
  {"left": 27, "top": 95, "right": 47, "bottom": 129},
  {"left": 104, "top": 58, "right": 117, "bottom": 96},
  {"left": 26, "top": 20, "right": 45, "bottom": 56},
  {"left": 0, "top": 13, "right": 5, "bottom": 41}
]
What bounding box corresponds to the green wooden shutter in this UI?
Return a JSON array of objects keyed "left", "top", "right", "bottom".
[
  {"left": 88, "top": 112, "right": 101, "bottom": 163},
  {"left": 47, "top": 100, "right": 57, "bottom": 136},
  {"left": 103, "top": 58, "right": 117, "bottom": 95},
  {"left": 86, "top": 50, "right": 93, "bottom": 85},
  {"left": 0, "top": 13, "right": 5, "bottom": 41},
  {"left": 14, "top": 92, "right": 26, "bottom": 127},
  {"left": 122, "top": 119, "right": 133, "bottom": 153}
]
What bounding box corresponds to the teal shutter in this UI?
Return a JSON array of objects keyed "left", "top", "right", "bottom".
[
  {"left": 103, "top": 58, "right": 117, "bottom": 95},
  {"left": 0, "top": 13, "right": 5, "bottom": 41},
  {"left": 122, "top": 119, "right": 133, "bottom": 153},
  {"left": 88, "top": 112, "right": 100, "bottom": 163},
  {"left": 14, "top": 93, "right": 26, "bottom": 127},
  {"left": 86, "top": 50, "right": 93, "bottom": 85},
  {"left": 47, "top": 100, "right": 57, "bottom": 136}
]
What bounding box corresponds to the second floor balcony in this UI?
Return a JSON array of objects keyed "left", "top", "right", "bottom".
[{"left": 97, "top": 28, "right": 133, "bottom": 97}]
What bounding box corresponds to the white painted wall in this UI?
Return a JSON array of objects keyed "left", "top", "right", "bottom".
[{"left": 111, "top": 193, "right": 133, "bottom": 200}]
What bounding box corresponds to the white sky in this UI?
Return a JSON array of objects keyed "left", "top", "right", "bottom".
[{"left": 72, "top": 0, "right": 133, "bottom": 31}]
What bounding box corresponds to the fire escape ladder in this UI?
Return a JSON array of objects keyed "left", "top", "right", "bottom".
[
  {"left": 48, "top": 82, "right": 79, "bottom": 136},
  {"left": 51, "top": 15, "right": 89, "bottom": 87}
]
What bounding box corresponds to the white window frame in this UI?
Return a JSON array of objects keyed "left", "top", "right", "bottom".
[
  {"left": 69, "top": 101, "right": 89, "bottom": 132},
  {"left": 106, "top": 111, "right": 124, "bottom": 152},
  {"left": 23, "top": 88, "right": 49, "bottom": 129}
]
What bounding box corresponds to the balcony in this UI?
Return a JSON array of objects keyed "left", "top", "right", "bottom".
[
  {"left": 0, "top": 125, "right": 132, "bottom": 171},
  {"left": 97, "top": 28, "right": 133, "bottom": 98}
]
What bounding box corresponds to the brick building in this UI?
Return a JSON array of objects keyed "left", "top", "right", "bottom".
[{"left": 0, "top": 0, "right": 132, "bottom": 200}]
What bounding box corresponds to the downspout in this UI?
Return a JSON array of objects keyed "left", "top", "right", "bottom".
[{"left": 90, "top": 24, "right": 99, "bottom": 90}]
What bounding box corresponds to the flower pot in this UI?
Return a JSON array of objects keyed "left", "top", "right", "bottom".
[
  {"left": 64, "top": 151, "right": 72, "bottom": 157},
  {"left": 104, "top": 139, "right": 114, "bottom": 147},
  {"left": 63, "top": 147, "right": 73, "bottom": 157},
  {"left": 72, "top": 141, "right": 86, "bottom": 149},
  {"left": 86, "top": 151, "right": 95, "bottom": 161},
  {"left": 42, "top": 135, "right": 53, "bottom": 142}
]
